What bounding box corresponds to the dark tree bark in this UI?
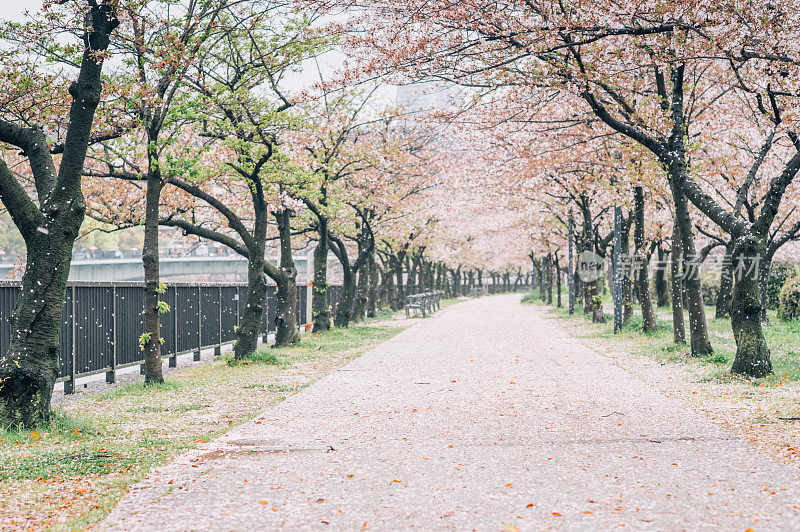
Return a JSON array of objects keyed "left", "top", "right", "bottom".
[
  {"left": 334, "top": 251, "right": 356, "bottom": 327},
  {"left": 634, "top": 187, "right": 657, "bottom": 333},
  {"left": 534, "top": 258, "right": 544, "bottom": 301},
  {"left": 654, "top": 244, "right": 670, "bottom": 307},
  {"left": 0, "top": 2, "right": 118, "bottom": 427},
  {"left": 304, "top": 190, "right": 331, "bottom": 333},
  {"left": 620, "top": 214, "right": 634, "bottom": 324},
  {"left": 580, "top": 61, "right": 800, "bottom": 373},
  {"left": 141, "top": 158, "right": 165, "bottom": 384},
  {"left": 392, "top": 247, "right": 408, "bottom": 309},
  {"left": 367, "top": 254, "right": 379, "bottom": 317},
  {"left": 272, "top": 209, "right": 300, "bottom": 346},
  {"left": 452, "top": 267, "right": 462, "bottom": 296},
  {"left": 582, "top": 63, "right": 716, "bottom": 347},
  {"left": 729, "top": 235, "right": 771, "bottom": 375},
  {"left": 716, "top": 242, "right": 734, "bottom": 319},
  {"left": 352, "top": 254, "right": 370, "bottom": 323},
  {"left": 670, "top": 225, "right": 687, "bottom": 344},
  {"left": 130, "top": 0, "right": 229, "bottom": 382},
  {"left": 671, "top": 124, "right": 800, "bottom": 375},
  {"left": 554, "top": 251, "right": 562, "bottom": 308},
  {"left": 381, "top": 253, "right": 395, "bottom": 308},
  {"left": 581, "top": 201, "right": 607, "bottom": 323},
  {"left": 163, "top": 156, "right": 304, "bottom": 353},
  {"left": 311, "top": 220, "right": 330, "bottom": 332},
  {"left": 329, "top": 213, "right": 374, "bottom": 328},
  {"left": 668, "top": 171, "right": 713, "bottom": 355}
]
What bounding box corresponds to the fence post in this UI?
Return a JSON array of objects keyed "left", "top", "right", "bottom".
[
  {"left": 138, "top": 284, "right": 145, "bottom": 374},
  {"left": 106, "top": 284, "right": 117, "bottom": 384},
  {"left": 214, "top": 285, "right": 222, "bottom": 357},
  {"left": 195, "top": 285, "right": 202, "bottom": 361},
  {"left": 169, "top": 286, "right": 177, "bottom": 368},
  {"left": 65, "top": 286, "right": 76, "bottom": 394}
]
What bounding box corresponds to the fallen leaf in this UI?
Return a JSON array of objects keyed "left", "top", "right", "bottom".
[
  {"left": 258, "top": 500, "right": 268, "bottom": 505},
  {"left": 552, "top": 512, "right": 562, "bottom": 517},
  {"left": 526, "top": 503, "right": 535, "bottom": 508}
]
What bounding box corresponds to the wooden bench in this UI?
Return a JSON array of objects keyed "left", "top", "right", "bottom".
[{"left": 405, "top": 291, "right": 445, "bottom": 317}]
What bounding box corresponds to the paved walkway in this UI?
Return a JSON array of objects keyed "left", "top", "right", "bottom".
[{"left": 103, "top": 295, "right": 800, "bottom": 530}]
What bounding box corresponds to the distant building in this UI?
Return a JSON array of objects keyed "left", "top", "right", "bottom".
[{"left": 394, "top": 82, "right": 462, "bottom": 150}]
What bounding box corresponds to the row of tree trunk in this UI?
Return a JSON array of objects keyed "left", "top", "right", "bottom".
[{"left": 539, "top": 184, "right": 791, "bottom": 373}]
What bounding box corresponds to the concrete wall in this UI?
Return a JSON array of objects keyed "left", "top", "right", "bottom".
[{"left": 0, "top": 253, "right": 315, "bottom": 283}]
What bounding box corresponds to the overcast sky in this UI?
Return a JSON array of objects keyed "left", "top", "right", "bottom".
[
  {"left": 0, "top": 1, "right": 400, "bottom": 107},
  {"left": 0, "top": 2, "right": 35, "bottom": 21}
]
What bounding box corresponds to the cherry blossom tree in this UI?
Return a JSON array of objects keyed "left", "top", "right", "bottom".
[{"left": 0, "top": 0, "right": 119, "bottom": 427}]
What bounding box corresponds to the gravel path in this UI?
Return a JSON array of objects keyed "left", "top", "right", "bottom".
[{"left": 102, "top": 295, "right": 800, "bottom": 531}]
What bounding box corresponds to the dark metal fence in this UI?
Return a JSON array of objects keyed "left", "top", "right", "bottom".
[{"left": 0, "top": 281, "right": 315, "bottom": 393}]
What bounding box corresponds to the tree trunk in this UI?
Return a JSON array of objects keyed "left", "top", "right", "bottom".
[
  {"left": 234, "top": 256, "right": 268, "bottom": 357},
  {"left": 554, "top": 252, "right": 562, "bottom": 308},
  {"left": 716, "top": 243, "right": 734, "bottom": 319},
  {"left": 538, "top": 264, "right": 545, "bottom": 301},
  {"left": 335, "top": 265, "right": 356, "bottom": 328},
  {"left": 758, "top": 255, "right": 773, "bottom": 324},
  {"left": 384, "top": 261, "right": 395, "bottom": 309},
  {"left": 0, "top": 4, "right": 118, "bottom": 427},
  {"left": 654, "top": 245, "right": 669, "bottom": 307},
  {"left": 141, "top": 158, "right": 164, "bottom": 385},
  {"left": 311, "top": 222, "right": 330, "bottom": 333},
  {"left": 352, "top": 255, "right": 369, "bottom": 323},
  {"left": 670, "top": 224, "right": 686, "bottom": 344},
  {"left": 634, "top": 187, "right": 657, "bottom": 333},
  {"left": 621, "top": 224, "right": 633, "bottom": 324},
  {"left": 730, "top": 235, "right": 772, "bottom": 377},
  {"left": 0, "top": 220, "right": 80, "bottom": 426},
  {"left": 452, "top": 268, "right": 461, "bottom": 296},
  {"left": 393, "top": 255, "right": 405, "bottom": 310},
  {"left": 671, "top": 183, "right": 713, "bottom": 355},
  {"left": 273, "top": 209, "right": 299, "bottom": 346},
  {"left": 367, "top": 254, "right": 379, "bottom": 318}
]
